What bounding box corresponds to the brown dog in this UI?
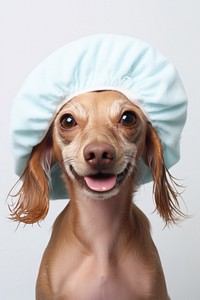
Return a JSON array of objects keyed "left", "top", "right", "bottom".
[{"left": 10, "top": 91, "right": 183, "bottom": 299}]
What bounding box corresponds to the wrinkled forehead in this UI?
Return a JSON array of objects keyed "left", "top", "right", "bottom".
[{"left": 57, "top": 91, "right": 145, "bottom": 119}]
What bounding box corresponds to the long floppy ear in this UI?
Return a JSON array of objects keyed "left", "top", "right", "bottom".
[
  {"left": 9, "top": 130, "right": 54, "bottom": 224},
  {"left": 144, "top": 122, "right": 184, "bottom": 225}
]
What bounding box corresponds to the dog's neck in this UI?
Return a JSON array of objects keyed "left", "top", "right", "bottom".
[{"left": 69, "top": 186, "right": 134, "bottom": 260}]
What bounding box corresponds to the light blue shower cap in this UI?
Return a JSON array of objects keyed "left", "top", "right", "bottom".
[{"left": 10, "top": 34, "right": 187, "bottom": 199}]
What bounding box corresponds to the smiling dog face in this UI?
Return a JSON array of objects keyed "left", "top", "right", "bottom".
[
  {"left": 10, "top": 90, "right": 183, "bottom": 224},
  {"left": 53, "top": 91, "right": 148, "bottom": 199}
]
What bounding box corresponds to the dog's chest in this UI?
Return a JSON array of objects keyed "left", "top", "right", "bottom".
[
  {"left": 50, "top": 254, "right": 155, "bottom": 300},
  {"left": 65, "top": 275, "right": 138, "bottom": 300}
]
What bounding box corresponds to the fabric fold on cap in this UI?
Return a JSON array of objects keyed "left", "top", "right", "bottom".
[{"left": 10, "top": 34, "right": 187, "bottom": 199}]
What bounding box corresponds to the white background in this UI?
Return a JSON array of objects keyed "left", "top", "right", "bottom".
[{"left": 0, "top": 0, "right": 199, "bottom": 299}]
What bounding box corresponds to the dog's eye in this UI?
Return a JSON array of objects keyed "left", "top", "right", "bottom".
[
  {"left": 60, "top": 114, "right": 77, "bottom": 129},
  {"left": 120, "top": 111, "right": 137, "bottom": 126}
]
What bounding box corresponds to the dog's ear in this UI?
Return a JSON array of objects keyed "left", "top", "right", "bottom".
[
  {"left": 144, "top": 122, "right": 183, "bottom": 224},
  {"left": 9, "top": 130, "right": 54, "bottom": 224}
]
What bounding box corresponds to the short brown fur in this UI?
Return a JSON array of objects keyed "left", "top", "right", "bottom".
[{"left": 9, "top": 91, "right": 184, "bottom": 299}]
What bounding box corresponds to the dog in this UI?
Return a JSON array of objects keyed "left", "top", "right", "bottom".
[{"left": 9, "top": 90, "right": 183, "bottom": 299}]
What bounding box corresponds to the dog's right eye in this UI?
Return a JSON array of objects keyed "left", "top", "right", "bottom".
[{"left": 60, "top": 114, "right": 77, "bottom": 129}]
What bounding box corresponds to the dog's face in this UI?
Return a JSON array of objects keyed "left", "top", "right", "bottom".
[
  {"left": 53, "top": 91, "right": 148, "bottom": 199},
  {"left": 10, "top": 90, "right": 182, "bottom": 224}
]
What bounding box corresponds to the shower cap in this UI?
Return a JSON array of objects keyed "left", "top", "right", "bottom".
[{"left": 10, "top": 34, "right": 187, "bottom": 199}]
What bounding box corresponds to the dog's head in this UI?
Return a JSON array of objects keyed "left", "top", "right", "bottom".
[
  {"left": 53, "top": 91, "right": 147, "bottom": 199},
  {"left": 9, "top": 91, "right": 183, "bottom": 224}
]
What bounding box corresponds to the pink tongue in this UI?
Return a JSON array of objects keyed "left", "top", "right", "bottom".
[{"left": 84, "top": 175, "right": 117, "bottom": 192}]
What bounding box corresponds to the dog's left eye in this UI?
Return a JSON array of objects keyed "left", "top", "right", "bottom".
[
  {"left": 60, "top": 114, "right": 77, "bottom": 129},
  {"left": 120, "top": 111, "right": 137, "bottom": 127}
]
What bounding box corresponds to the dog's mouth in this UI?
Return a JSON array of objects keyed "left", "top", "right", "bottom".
[{"left": 70, "top": 164, "right": 131, "bottom": 193}]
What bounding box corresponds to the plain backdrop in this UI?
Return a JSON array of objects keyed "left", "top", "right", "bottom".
[{"left": 0, "top": 0, "right": 199, "bottom": 299}]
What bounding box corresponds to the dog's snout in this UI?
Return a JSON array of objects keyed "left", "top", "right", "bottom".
[{"left": 83, "top": 143, "right": 115, "bottom": 169}]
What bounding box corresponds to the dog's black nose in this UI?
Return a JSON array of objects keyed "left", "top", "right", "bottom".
[{"left": 83, "top": 143, "right": 115, "bottom": 169}]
